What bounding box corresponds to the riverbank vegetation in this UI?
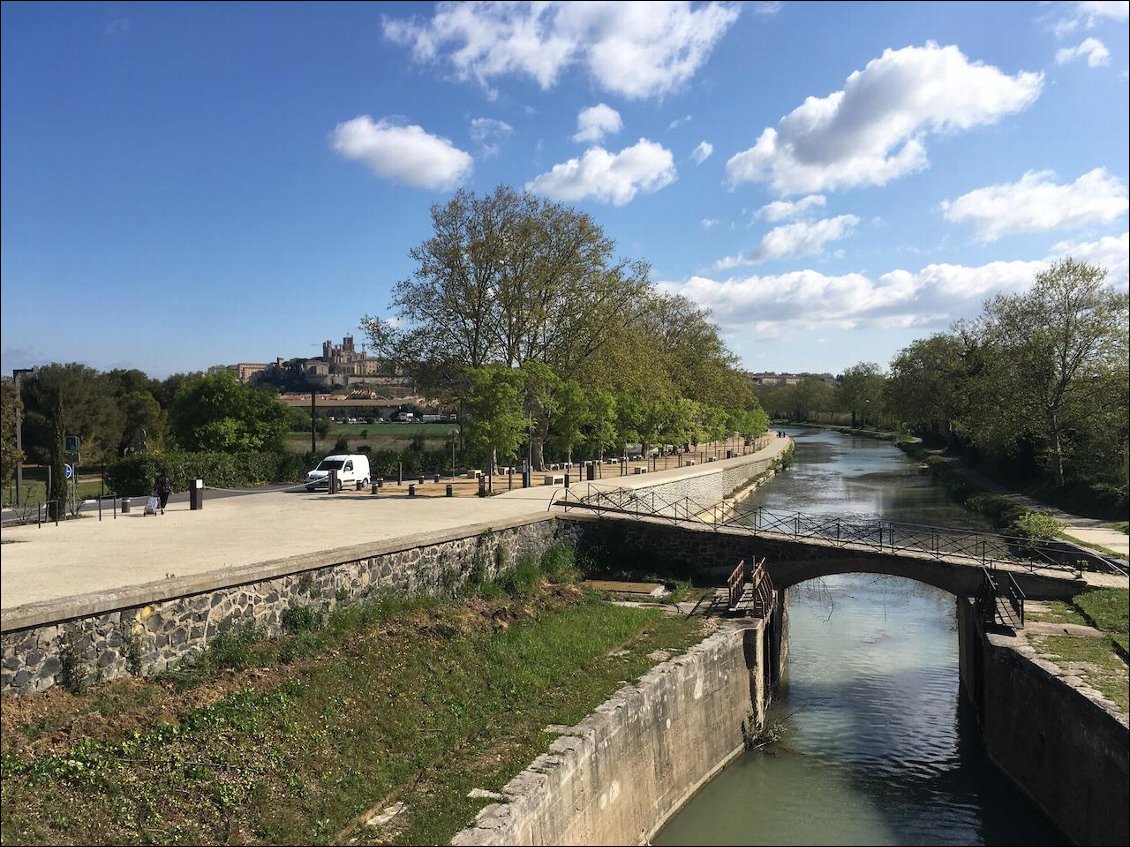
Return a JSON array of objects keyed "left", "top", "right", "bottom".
[
  {"left": 0, "top": 546, "right": 706, "bottom": 845},
  {"left": 760, "top": 259, "right": 1128, "bottom": 520}
]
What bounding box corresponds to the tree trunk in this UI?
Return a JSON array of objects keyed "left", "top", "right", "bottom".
[
  {"left": 531, "top": 417, "right": 550, "bottom": 471},
  {"left": 1049, "top": 411, "right": 1066, "bottom": 488},
  {"left": 48, "top": 390, "right": 66, "bottom": 521}
]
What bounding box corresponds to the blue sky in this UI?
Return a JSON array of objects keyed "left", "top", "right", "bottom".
[{"left": 2, "top": 1, "right": 1127, "bottom": 380}]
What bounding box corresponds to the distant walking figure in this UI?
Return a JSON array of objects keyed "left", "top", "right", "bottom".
[{"left": 156, "top": 470, "right": 174, "bottom": 515}]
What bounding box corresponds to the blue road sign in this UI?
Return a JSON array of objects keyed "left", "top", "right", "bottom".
[{"left": 64, "top": 463, "right": 73, "bottom": 480}]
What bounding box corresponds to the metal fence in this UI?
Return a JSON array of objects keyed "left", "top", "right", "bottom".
[{"left": 556, "top": 486, "right": 1127, "bottom": 577}]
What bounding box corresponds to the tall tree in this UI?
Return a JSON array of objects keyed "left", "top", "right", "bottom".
[
  {"left": 1, "top": 378, "right": 24, "bottom": 487},
  {"left": 973, "top": 258, "right": 1128, "bottom": 487},
  {"left": 20, "top": 364, "right": 123, "bottom": 466},
  {"left": 465, "top": 366, "right": 527, "bottom": 493},
  {"left": 884, "top": 333, "right": 970, "bottom": 443},
  {"left": 361, "top": 186, "right": 650, "bottom": 464},
  {"left": 169, "top": 370, "right": 290, "bottom": 452},
  {"left": 839, "top": 362, "right": 886, "bottom": 428}
]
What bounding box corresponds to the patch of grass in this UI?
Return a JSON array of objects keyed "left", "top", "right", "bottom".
[
  {"left": 1113, "top": 521, "right": 1129, "bottom": 535},
  {"left": 1075, "top": 588, "right": 1129, "bottom": 653},
  {"left": 1, "top": 589, "right": 704, "bottom": 846},
  {"left": 1025, "top": 601, "right": 1089, "bottom": 627},
  {"left": 1035, "top": 635, "right": 1129, "bottom": 714}
]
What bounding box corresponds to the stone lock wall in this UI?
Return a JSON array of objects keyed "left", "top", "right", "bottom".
[
  {"left": 451, "top": 621, "right": 771, "bottom": 846},
  {"left": 957, "top": 599, "right": 1129, "bottom": 846},
  {"left": 2, "top": 517, "right": 574, "bottom": 696}
]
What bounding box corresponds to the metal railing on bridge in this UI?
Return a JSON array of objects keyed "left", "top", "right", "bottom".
[{"left": 555, "top": 486, "right": 1127, "bottom": 578}]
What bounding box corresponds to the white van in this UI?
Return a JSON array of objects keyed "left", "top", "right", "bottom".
[{"left": 305, "top": 454, "right": 371, "bottom": 491}]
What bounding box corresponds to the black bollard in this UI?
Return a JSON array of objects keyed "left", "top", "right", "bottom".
[
  {"left": 445, "top": 484, "right": 453, "bottom": 497},
  {"left": 190, "top": 478, "right": 205, "bottom": 509},
  {"left": 408, "top": 484, "right": 416, "bottom": 497},
  {"left": 477, "top": 478, "right": 487, "bottom": 497}
]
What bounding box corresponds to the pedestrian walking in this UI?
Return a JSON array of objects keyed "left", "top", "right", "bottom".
[{"left": 155, "top": 470, "right": 174, "bottom": 515}]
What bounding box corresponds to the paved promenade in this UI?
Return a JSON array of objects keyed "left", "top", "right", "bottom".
[{"left": 0, "top": 439, "right": 791, "bottom": 616}]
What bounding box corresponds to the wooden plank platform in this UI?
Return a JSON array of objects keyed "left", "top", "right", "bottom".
[{"left": 582, "top": 580, "right": 667, "bottom": 597}]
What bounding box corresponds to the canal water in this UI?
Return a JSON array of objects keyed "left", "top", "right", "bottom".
[{"left": 653, "top": 428, "right": 1066, "bottom": 846}]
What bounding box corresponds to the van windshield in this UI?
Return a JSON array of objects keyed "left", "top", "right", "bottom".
[{"left": 316, "top": 460, "right": 344, "bottom": 471}]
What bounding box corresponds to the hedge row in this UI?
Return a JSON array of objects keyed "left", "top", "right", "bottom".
[{"left": 104, "top": 448, "right": 457, "bottom": 495}]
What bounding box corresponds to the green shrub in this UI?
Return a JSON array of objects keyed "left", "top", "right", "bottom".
[
  {"left": 281, "top": 605, "right": 325, "bottom": 634},
  {"left": 1009, "top": 511, "right": 1064, "bottom": 541},
  {"left": 202, "top": 623, "right": 265, "bottom": 671},
  {"left": 105, "top": 450, "right": 314, "bottom": 494},
  {"left": 541, "top": 544, "right": 577, "bottom": 581},
  {"left": 499, "top": 553, "right": 542, "bottom": 596}
]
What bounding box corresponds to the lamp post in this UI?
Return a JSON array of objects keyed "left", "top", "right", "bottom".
[{"left": 449, "top": 427, "right": 458, "bottom": 480}]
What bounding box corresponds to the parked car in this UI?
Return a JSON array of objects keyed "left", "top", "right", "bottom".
[{"left": 305, "top": 454, "right": 371, "bottom": 491}]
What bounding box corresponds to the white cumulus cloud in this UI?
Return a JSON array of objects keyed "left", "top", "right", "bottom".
[
  {"left": 382, "top": 1, "right": 741, "bottom": 100},
  {"left": 942, "top": 168, "right": 1128, "bottom": 241},
  {"left": 1048, "top": 231, "right": 1130, "bottom": 289},
  {"left": 757, "top": 194, "right": 827, "bottom": 222},
  {"left": 572, "top": 104, "right": 622, "bottom": 143},
  {"left": 1052, "top": 1, "right": 1129, "bottom": 38},
  {"left": 725, "top": 42, "right": 1043, "bottom": 196},
  {"left": 691, "top": 141, "right": 714, "bottom": 164},
  {"left": 1056, "top": 37, "right": 1111, "bottom": 66},
  {"left": 714, "top": 214, "right": 859, "bottom": 269},
  {"left": 331, "top": 116, "right": 473, "bottom": 190},
  {"left": 658, "top": 234, "right": 1129, "bottom": 341},
  {"left": 526, "top": 139, "right": 676, "bottom": 206},
  {"left": 469, "top": 117, "right": 514, "bottom": 156}
]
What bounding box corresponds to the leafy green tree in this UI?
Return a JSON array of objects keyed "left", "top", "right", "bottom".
[
  {"left": 169, "top": 370, "right": 290, "bottom": 452},
  {"left": 465, "top": 366, "right": 527, "bottom": 493},
  {"left": 971, "top": 258, "right": 1128, "bottom": 487},
  {"left": 549, "top": 379, "right": 589, "bottom": 464},
  {"left": 585, "top": 389, "right": 618, "bottom": 460},
  {"left": 884, "top": 333, "right": 970, "bottom": 443},
  {"left": 519, "top": 360, "right": 561, "bottom": 470},
  {"left": 21, "top": 364, "right": 123, "bottom": 466},
  {"left": 789, "top": 378, "right": 834, "bottom": 423},
  {"left": 839, "top": 362, "right": 887, "bottom": 428},
  {"left": 1, "top": 378, "right": 24, "bottom": 487}
]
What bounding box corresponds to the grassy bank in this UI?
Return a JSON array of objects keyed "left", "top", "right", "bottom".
[
  {"left": 0, "top": 552, "right": 706, "bottom": 846},
  {"left": 1025, "top": 588, "right": 1129, "bottom": 713}
]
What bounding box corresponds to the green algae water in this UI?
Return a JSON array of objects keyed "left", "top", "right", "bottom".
[{"left": 652, "top": 428, "right": 1066, "bottom": 846}]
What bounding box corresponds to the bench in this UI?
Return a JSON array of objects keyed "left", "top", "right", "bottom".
[
  {"left": 543, "top": 474, "right": 565, "bottom": 485},
  {"left": 684, "top": 459, "right": 696, "bottom": 466},
  {"left": 633, "top": 466, "right": 648, "bottom": 474},
  {"left": 466, "top": 470, "right": 482, "bottom": 479}
]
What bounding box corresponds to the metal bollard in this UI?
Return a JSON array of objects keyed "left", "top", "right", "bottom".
[
  {"left": 408, "top": 484, "right": 416, "bottom": 497},
  {"left": 477, "top": 478, "right": 487, "bottom": 497},
  {"left": 190, "top": 478, "right": 204, "bottom": 509},
  {"left": 371, "top": 482, "right": 379, "bottom": 494},
  {"left": 445, "top": 484, "right": 453, "bottom": 497}
]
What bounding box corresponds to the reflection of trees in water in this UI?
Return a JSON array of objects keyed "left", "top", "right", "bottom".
[{"left": 798, "top": 573, "right": 921, "bottom": 623}]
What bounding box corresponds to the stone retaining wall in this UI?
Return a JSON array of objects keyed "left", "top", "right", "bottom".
[
  {"left": 2, "top": 516, "right": 574, "bottom": 696},
  {"left": 958, "top": 599, "right": 1129, "bottom": 845},
  {"left": 451, "top": 621, "right": 771, "bottom": 846}
]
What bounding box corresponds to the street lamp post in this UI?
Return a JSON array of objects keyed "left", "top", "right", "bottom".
[{"left": 449, "top": 427, "right": 458, "bottom": 480}]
